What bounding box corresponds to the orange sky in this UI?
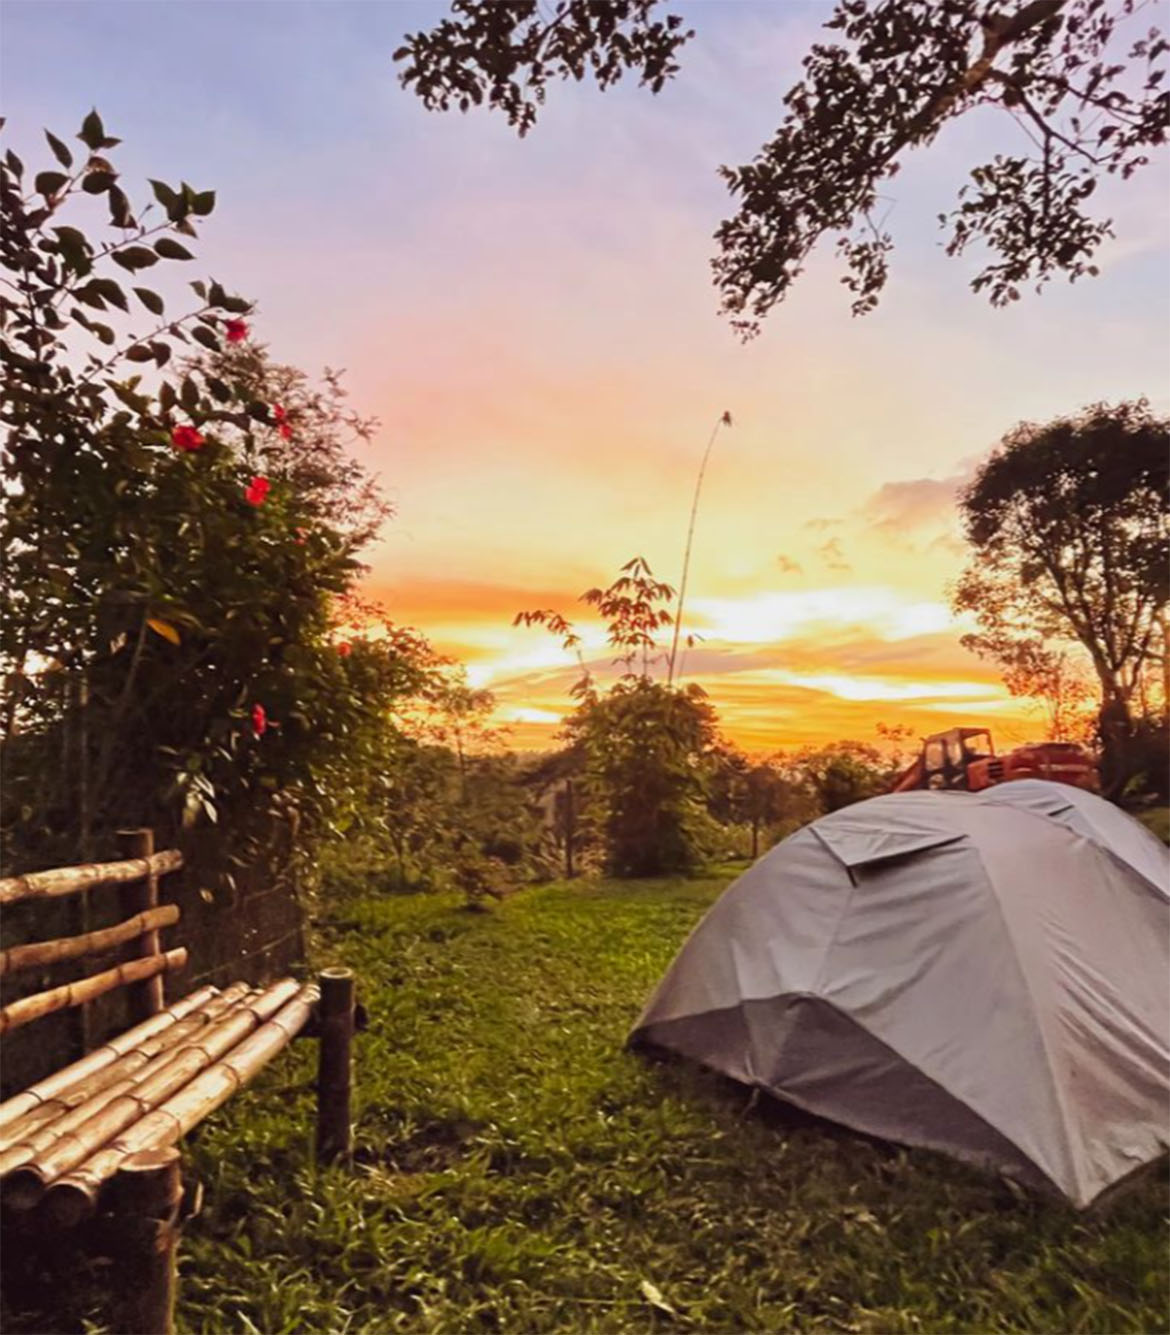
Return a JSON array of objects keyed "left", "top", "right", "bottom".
[{"left": 11, "top": 1, "right": 1168, "bottom": 755}]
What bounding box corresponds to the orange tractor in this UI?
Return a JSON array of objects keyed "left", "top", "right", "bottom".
[{"left": 891, "top": 727, "right": 1098, "bottom": 794}]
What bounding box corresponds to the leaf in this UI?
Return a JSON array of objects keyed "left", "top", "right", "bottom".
[
  {"left": 78, "top": 109, "right": 106, "bottom": 151},
  {"left": 91, "top": 277, "right": 128, "bottom": 311},
  {"left": 134, "top": 287, "right": 164, "bottom": 315},
  {"left": 108, "top": 184, "right": 135, "bottom": 229},
  {"left": 45, "top": 130, "right": 73, "bottom": 168},
  {"left": 151, "top": 341, "right": 171, "bottom": 367},
  {"left": 149, "top": 178, "right": 179, "bottom": 209},
  {"left": 155, "top": 237, "right": 195, "bottom": 261},
  {"left": 111, "top": 246, "right": 160, "bottom": 272},
  {"left": 639, "top": 1280, "right": 676, "bottom": 1316},
  {"left": 4, "top": 149, "right": 24, "bottom": 178},
  {"left": 147, "top": 618, "right": 181, "bottom": 645},
  {"left": 34, "top": 170, "right": 68, "bottom": 197},
  {"left": 81, "top": 170, "right": 116, "bottom": 195},
  {"left": 191, "top": 189, "right": 216, "bottom": 216},
  {"left": 190, "top": 325, "right": 219, "bottom": 351},
  {"left": 124, "top": 344, "right": 155, "bottom": 363},
  {"left": 73, "top": 281, "right": 107, "bottom": 309},
  {"left": 54, "top": 225, "right": 87, "bottom": 251}
]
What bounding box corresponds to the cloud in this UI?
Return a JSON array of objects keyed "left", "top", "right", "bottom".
[
  {"left": 864, "top": 468, "right": 974, "bottom": 534},
  {"left": 776, "top": 554, "right": 803, "bottom": 574},
  {"left": 804, "top": 517, "right": 841, "bottom": 532},
  {"left": 818, "top": 538, "right": 851, "bottom": 573}
]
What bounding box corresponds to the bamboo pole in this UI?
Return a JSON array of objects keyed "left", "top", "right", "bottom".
[
  {"left": 2, "top": 981, "right": 297, "bottom": 1205},
  {"left": 0, "top": 948, "right": 187, "bottom": 1035},
  {"left": 0, "top": 985, "right": 221, "bottom": 1134},
  {"left": 5, "top": 980, "right": 306, "bottom": 1214},
  {"left": 0, "top": 990, "right": 250, "bottom": 1163},
  {"left": 315, "top": 968, "right": 355, "bottom": 1165},
  {"left": 0, "top": 904, "right": 180, "bottom": 977},
  {"left": 117, "top": 828, "right": 165, "bottom": 1020},
  {"left": 43, "top": 984, "right": 318, "bottom": 1226},
  {"left": 0, "top": 849, "right": 183, "bottom": 905},
  {"left": 108, "top": 1146, "right": 183, "bottom": 1335}
]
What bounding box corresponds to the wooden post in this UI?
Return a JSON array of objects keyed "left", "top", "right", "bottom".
[
  {"left": 563, "top": 779, "right": 575, "bottom": 880},
  {"left": 108, "top": 1146, "right": 183, "bottom": 1335},
  {"left": 315, "top": 967, "right": 355, "bottom": 1165},
  {"left": 118, "top": 829, "right": 165, "bottom": 1024}
]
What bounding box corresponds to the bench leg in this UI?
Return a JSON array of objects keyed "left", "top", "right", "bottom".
[
  {"left": 108, "top": 1147, "right": 183, "bottom": 1335},
  {"left": 315, "top": 967, "right": 355, "bottom": 1165}
]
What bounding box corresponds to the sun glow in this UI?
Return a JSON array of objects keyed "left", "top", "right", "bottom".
[{"left": 687, "top": 589, "right": 960, "bottom": 645}]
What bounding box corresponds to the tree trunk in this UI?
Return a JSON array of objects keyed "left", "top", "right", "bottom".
[
  {"left": 564, "top": 780, "right": 575, "bottom": 879},
  {"left": 750, "top": 815, "right": 760, "bottom": 862},
  {"left": 1097, "top": 690, "right": 1134, "bottom": 798}
]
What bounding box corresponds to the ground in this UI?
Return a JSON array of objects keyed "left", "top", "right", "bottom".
[
  {"left": 6, "top": 870, "right": 1167, "bottom": 1333},
  {"left": 175, "top": 870, "right": 1165, "bottom": 1334}
]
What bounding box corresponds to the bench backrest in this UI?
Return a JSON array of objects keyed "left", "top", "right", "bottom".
[{"left": 0, "top": 829, "right": 187, "bottom": 1045}]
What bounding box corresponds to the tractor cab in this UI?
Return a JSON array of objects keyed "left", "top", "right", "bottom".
[{"left": 918, "top": 728, "right": 994, "bottom": 790}]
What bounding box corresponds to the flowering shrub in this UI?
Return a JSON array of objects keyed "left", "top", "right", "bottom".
[{"left": 0, "top": 115, "right": 434, "bottom": 890}]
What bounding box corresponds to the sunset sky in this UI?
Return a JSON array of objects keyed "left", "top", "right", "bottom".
[{"left": 6, "top": 1, "right": 1169, "bottom": 753}]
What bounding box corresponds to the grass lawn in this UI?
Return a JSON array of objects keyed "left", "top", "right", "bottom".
[
  {"left": 8, "top": 871, "right": 1168, "bottom": 1332},
  {"left": 1138, "top": 806, "right": 1170, "bottom": 845}
]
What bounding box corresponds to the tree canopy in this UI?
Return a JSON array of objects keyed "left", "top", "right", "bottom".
[
  {"left": 953, "top": 398, "right": 1169, "bottom": 790},
  {"left": 396, "top": 0, "right": 1169, "bottom": 331}
]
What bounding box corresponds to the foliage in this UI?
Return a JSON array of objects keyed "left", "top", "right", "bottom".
[
  {"left": 11, "top": 873, "right": 1165, "bottom": 1333},
  {"left": 568, "top": 677, "right": 720, "bottom": 877},
  {"left": 0, "top": 117, "right": 427, "bottom": 894},
  {"left": 393, "top": 0, "right": 693, "bottom": 137},
  {"left": 706, "top": 744, "right": 809, "bottom": 858},
  {"left": 953, "top": 398, "right": 1169, "bottom": 793},
  {"left": 518, "top": 557, "right": 723, "bottom": 877},
  {"left": 781, "top": 739, "right": 903, "bottom": 814},
  {"left": 396, "top": 0, "right": 1169, "bottom": 330}
]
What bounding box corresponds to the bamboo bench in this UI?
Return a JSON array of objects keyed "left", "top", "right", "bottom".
[{"left": 0, "top": 829, "right": 356, "bottom": 1335}]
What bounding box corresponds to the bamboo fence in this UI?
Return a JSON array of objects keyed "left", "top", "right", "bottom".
[
  {"left": 42, "top": 983, "right": 318, "bottom": 1224},
  {"left": 0, "top": 904, "right": 181, "bottom": 977},
  {"left": 0, "top": 850, "right": 183, "bottom": 904},
  {"left": 0, "top": 947, "right": 188, "bottom": 1035}
]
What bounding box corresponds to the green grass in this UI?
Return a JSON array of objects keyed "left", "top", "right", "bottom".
[
  {"left": 1138, "top": 806, "right": 1170, "bottom": 845},
  {"left": 8, "top": 873, "right": 1168, "bottom": 1332}
]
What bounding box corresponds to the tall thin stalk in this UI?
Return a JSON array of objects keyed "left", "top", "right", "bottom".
[{"left": 667, "top": 412, "right": 731, "bottom": 686}]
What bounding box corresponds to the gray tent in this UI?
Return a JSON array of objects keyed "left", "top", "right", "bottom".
[{"left": 630, "top": 784, "right": 1169, "bottom": 1207}]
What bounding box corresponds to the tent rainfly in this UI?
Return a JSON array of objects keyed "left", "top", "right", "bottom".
[{"left": 629, "top": 783, "right": 1170, "bottom": 1208}]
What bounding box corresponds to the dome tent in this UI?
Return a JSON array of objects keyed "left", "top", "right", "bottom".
[
  {"left": 629, "top": 786, "right": 1169, "bottom": 1208},
  {"left": 978, "top": 778, "right": 1169, "bottom": 898}
]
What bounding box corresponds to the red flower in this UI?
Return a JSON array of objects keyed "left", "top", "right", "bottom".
[
  {"left": 225, "top": 319, "right": 248, "bottom": 344},
  {"left": 337, "top": 642, "right": 352, "bottom": 657},
  {"left": 271, "top": 404, "right": 292, "bottom": 441},
  {"left": 171, "top": 425, "right": 204, "bottom": 452},
  {"left": 244, "top": 476, "right": 270, "bottom": 507},
  {"left": 251, "top": 702, "right": 267, "bottom": 737}
]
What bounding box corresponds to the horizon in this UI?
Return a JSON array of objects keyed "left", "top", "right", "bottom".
[{"left": 5, "top": 0, "right": 1168, "bottom": 753}]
